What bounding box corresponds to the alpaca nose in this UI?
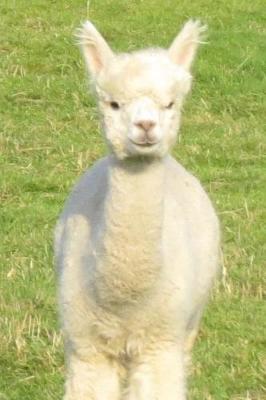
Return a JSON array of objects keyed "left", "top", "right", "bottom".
[{"left": 134, "top": 120, "right": 156, "bottom": 132}]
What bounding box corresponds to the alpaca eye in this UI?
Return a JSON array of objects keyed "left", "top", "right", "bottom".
[
  {"left": 110, "top": 101, "right": 120, "bottom": 110},
  {"left": 166, "top": 101, "right": 174, "bottom": 109}
]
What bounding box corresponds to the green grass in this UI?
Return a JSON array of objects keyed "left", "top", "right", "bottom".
[{"left": 0, "top": 0, "right": 265, "bottom": 398}]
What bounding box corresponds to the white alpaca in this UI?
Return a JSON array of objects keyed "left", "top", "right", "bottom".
[{"left": 55, "top": 20, "right": 220, "bottom": 400}]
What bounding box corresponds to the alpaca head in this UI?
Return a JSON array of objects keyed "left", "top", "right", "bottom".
[{"left": 78, "top": 20, "right": 206, "bottom": 159}]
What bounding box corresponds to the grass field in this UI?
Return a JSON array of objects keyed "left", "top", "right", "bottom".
[{"left": 0, "top": 0, "right": 265, "bottom": 399}]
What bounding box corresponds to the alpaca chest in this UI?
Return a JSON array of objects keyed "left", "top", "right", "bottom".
[
  {"left": 93, "top": 213, "right": 163, "bottom": 306},
  {"left": 91, "top": 159, "right": 165, "bottom": 306}
]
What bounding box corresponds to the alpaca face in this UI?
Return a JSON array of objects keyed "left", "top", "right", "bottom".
[
  {"left": 78, "top": 20, "right": 206, "bottom": 159},
  {"left": 96, "top": 52, "right": 191, "bottom": 158},
  {"left": 100, "top": 93, "right": 178, "bottom": 159}
]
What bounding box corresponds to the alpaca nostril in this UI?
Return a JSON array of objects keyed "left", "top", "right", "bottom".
[{"left": 135, "top": 120, "right": 156, "bottom": 132}]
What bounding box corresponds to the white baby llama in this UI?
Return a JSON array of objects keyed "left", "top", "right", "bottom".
[{"left": 55, "top": 20, "right": 220, "bottom": 400}]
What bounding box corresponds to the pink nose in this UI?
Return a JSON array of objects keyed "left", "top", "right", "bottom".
[{"left": 134, "top": 120, "right": 156, "bottom": 132}]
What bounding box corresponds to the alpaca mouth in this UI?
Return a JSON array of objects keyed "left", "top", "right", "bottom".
[{"left": 130, "top": 139, "right": 159, "bottom": 148}]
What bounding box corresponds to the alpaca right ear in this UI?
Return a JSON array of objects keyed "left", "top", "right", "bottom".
[
  {"left": 77, "top": 21, "right": 114, "bottom": 78},
  {"left": 168, "top": 20, "right": 207, "bottom": 71}
]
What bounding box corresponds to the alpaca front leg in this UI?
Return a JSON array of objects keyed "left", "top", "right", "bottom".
[
  {"left": 64, "top": 351, "right": 120, "bottom": 400},
  {"left": 125, "top": 344, "right": 186, "bottom": 400}
]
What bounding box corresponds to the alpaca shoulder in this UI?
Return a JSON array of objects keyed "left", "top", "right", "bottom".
[
  {"left": 62, "top": 156, "right": 109, "bottom": 215},
  {"left": 54, "top": 157, "right": 109, "bottom": 260},
  {"left": 165, "top": 155, "right": 218, "bottom": 221}
]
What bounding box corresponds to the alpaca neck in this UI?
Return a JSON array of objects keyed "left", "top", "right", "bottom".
[
  {"left": 95, "top": 156, "right": 166, "bottom": 306},
  {"left": 106, "top": 156, "right": 165, "bottom": 241}
]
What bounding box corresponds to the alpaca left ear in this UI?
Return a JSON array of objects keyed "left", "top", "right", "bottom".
[
  {"left": 168, "top": 20, "right": 207, "bottom": 71},
  {"left": 77, "top": 21, "right": 114, "bottom": 78}
]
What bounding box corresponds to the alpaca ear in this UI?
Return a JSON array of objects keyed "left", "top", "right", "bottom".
[
  {"left": 77, "top": 21, "right": 114, "bottom": 77},
  {"left": 168, "top": 20, "right": 207, "bottom": 71}
]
